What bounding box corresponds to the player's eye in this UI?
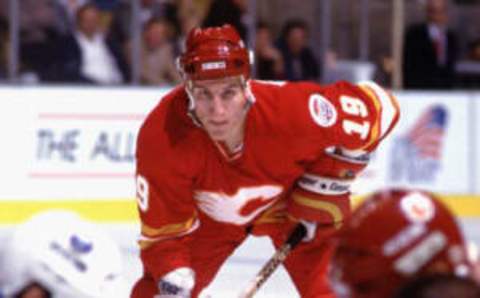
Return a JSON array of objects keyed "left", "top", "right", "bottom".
[
  {"left": 221, "top": 89, "right": 237, "bottom": 100},
  {"left": 194, "top": 89, "right": 211, "bottom": 101}
]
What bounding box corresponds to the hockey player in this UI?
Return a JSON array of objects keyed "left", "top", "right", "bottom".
[
  {"left": 0, "top": 210, "right": 128, "bottom": 298},
  {"left": 330, "top": 189, "right": 474, "bottom": 298},
  {"left": 131, "top": 24, "right": 400, "bottom": 298}
]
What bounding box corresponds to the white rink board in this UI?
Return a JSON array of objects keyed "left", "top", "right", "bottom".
[
  {"left": 0, "top": 87, "right": 479, "bottom": 297},
  {"left": 354, "top": 92, "right": 474, "bottom": 194},
  {"left": 0, "top": 87, "right": 479, "bottom": 201},
  {"left": 475, "top": 94, "right": 480, "bottom": 193},
  {"left": 0, "top": 87, "right": 165, "bottom": 199}
]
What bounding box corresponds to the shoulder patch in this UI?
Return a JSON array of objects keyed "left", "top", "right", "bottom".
[{"left": 308, "top": 94, "right": 337, "bottom": 127}]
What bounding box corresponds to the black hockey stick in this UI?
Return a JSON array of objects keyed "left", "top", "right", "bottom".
[{"left": 238, "top": 223, "right": 307, "bottom": 298}]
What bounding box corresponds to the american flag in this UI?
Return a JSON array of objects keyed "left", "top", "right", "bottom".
[{"left": 406, "top": 105, "right": 448, "bottom": 160}]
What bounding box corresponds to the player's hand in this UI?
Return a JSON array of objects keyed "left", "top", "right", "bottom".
[
  {"left": 157, "top": 267, "right": 195, "bottom": 298},
  {"left": 299, "top": 219, "right": 317, "bottom": 242}
]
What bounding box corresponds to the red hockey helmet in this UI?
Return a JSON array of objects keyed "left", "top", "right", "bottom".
[
  {"left": 330, "top": 189, "right": 472, "bottom": 298},
  {"left": 178, "top": 24, "right": 251, "bottom": 81}
]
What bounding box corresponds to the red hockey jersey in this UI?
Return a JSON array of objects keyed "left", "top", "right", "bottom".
[{"left": 135, "top": 79, "right": 399, "bottom": 280}]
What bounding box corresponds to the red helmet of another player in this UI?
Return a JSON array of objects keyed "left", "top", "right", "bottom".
[
  {"left": 330, "top": 189, "right": 472, "bottom": 298},
  {"left": 178, "top": 25, "right": 251, "bottom": 81}
]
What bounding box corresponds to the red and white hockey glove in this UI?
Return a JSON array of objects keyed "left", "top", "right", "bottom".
[{"left": 288, "top": 149, "right": 371, "bottom": 242}]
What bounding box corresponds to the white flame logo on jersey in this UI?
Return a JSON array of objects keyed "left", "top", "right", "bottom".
[
  {"left": 309, "top": 94, "right": 337, "bottom": 127},
  {"left": 194, "top": 185, "right": 283, "bottom": 225},
  {"left": 400, "top": 192, "right": 435, "bottom": 223}
]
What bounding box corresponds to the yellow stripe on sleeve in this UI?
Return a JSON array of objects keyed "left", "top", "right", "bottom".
[
  {"left": 141, "top": 213, "right": 197, "bottom": 238},
  {"left": 292, "top": 193, "right": 343, "bottom": 228},
  {"left": 358, "top": 82, "right": 401, "bottom": 145},
  {"left": 357, "top": 85, "right": 382, "bottom": 150}
]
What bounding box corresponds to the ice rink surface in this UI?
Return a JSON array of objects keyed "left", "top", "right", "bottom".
[
  {"left": 110, "top": 223, "right": 299, "bottom": 298},
  {"left": 0, "top": 219, "right": 478, "bottom": 297},
  {"left": 111, "top": 218, "right": 480, "bottom": 298}
]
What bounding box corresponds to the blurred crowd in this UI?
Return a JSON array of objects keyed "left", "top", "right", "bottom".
[
  {"left": 0, "top": 0, "right": 323, "bottom": 86},
  {"left": 0, "top": 0, "right": 479, "bottom": 89},
  {"left": 0, "top": 0, "right": 201, "bottom": 85}
]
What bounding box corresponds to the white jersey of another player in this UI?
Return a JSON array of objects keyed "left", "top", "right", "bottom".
[{"left": 0, "top": 210, "right": 129, "bottom": 298}]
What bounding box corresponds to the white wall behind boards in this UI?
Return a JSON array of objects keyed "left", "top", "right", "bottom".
[
  {"left": 0, "top": 87, "right": 478, "bottom": 201},
  {"left": 352, "top": 92, "right": 475, "bottom": 194},
  {"left": 473, "top": 94, "right": 480, "bottom": 193},
  {"left": 0, "top": 87, "right": 165, "bottom": 200}
]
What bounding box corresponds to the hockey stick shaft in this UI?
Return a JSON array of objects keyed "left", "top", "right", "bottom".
[{"left": 238, "top": 223, "right": 307, "bottom": 298}]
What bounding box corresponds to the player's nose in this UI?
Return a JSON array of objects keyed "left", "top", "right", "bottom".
[{"left": 209, "top": 96, "right": 227, "bottom": 116}]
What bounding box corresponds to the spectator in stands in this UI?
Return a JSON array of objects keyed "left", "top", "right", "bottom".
[
  {"left": 55, "top": 0, "right": 119, "bottom": 33},
  {"left": 203, "top": 0, "right": 248, "bottom": 41},
  {"left": 254, "top": 22, "right": 284, "bottom": 80},
  {"left": 176, "top": 12, "right": 202, "bottom": 54},
  {"left": 54, "top": 0, "right": 89, "bottom": 33},
  {"left": 175, "top": 0, "right": 211, "bottom": 53},
  {"left": 108, "top": 0, "right": 171, "bottom": 48},
  {"left": 129, "top": 17, "right": 180, "bottom": 86},
  {"left": 276, "top": 19, "right": 320, "bottom": 82},
  {"left": 0, "top": 210, "right": 128, "bottom": 298},
  {"left": 373, "top": 52, "right": 394, "bottom": 87},
  {"left": 55, "top": 3, "right": 129, "bottom": 84},
  {"left": 13, "top": 0, "right": 67, "bottom": 82},
  {"left": 403, "top": 0, "right": 458, "bottom": 89},
  {"left": 330, "top": 188, "right": 475, "bottom": 298}
]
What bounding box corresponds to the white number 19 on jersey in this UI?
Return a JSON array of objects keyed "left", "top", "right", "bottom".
[{"left": 340, "top": 95, "right": 370, "bottom": 140}]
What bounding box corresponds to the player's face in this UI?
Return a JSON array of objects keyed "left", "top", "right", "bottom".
[
  {"left": 191, "top": 76, "right": 248, "bottom": 143},
  {"left": 427, "top": 0, "right": 448, "bottom": 25}
]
